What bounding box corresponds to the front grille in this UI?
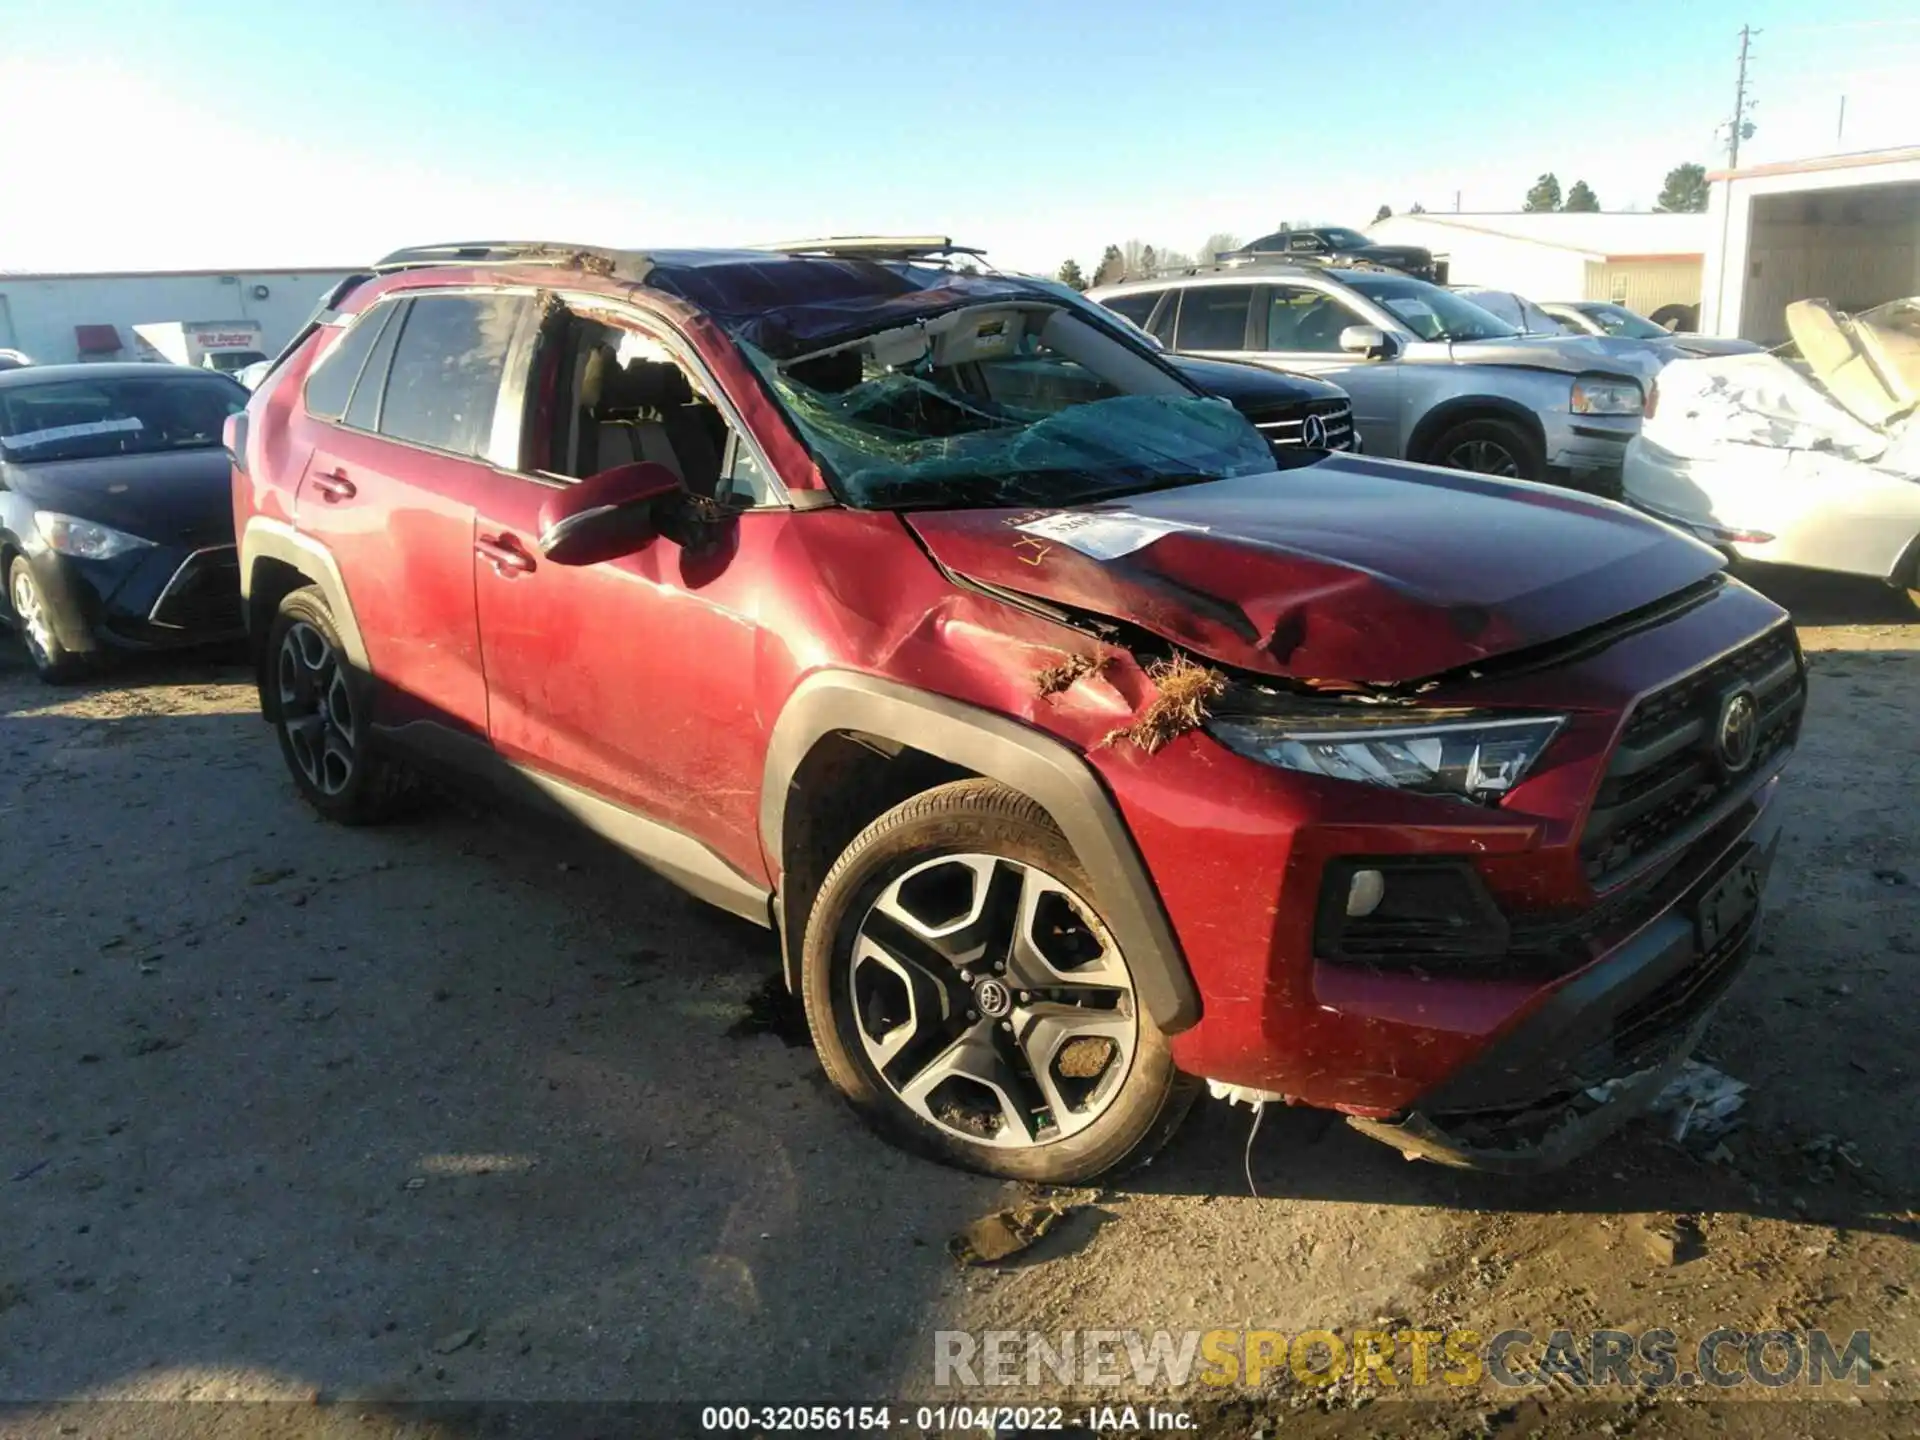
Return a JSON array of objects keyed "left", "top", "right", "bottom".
[
  {"left": 1581, "top": 626, "right": 1804, "bottom": 883},
  {"left": 149, "top": 546, "right": 242, "bottom": 635},
  {"left": 1252, "top": 398, "right": 1354, "bottom": 451}
]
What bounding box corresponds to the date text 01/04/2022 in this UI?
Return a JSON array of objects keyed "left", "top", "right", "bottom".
[{"left": 699, "top": 1404, "right": 1197, "bottom": 1431}]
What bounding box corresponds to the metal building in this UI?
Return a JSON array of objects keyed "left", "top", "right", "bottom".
[
  {"left": 0, "top": 267, "right": 357, "bottom": 366},
  {"left": 1699, "top": 146, "right": 1920, "bottom": 345}
]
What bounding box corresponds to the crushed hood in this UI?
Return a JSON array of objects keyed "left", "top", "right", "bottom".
[
  {"left": 906, "top": 457, "right": 1725, "bottom": 683},
  {"left": 1786, "top": 298, "right": 1920, "bottom": 431}
]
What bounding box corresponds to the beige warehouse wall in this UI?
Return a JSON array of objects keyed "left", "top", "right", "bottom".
[{"left": 1586, "top": 259, "right": 1702, "bottom": 316}]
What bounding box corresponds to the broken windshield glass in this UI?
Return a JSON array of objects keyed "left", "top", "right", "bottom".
[{"left": 740, "top": 305, "right": 1276, "bottom": 509}]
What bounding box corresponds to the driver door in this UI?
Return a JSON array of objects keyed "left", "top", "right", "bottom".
[
  {"left": 464, "top": 309, "right": 778, "bottom": 882},
  {"left": 1249, "top": 283, "right": 1404, "bottom": 457}
]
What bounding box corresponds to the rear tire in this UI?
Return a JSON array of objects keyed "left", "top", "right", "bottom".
[
  {"left": 8, "top": 556, "right": 84, "bottom": 684},
  {"left": 264, "top": 586, "right": 415, "bottom": 824},
  {"left": 800, "top": 778, "right": 1198, "bottom": 1184},
  {"left": 1429, "top": 417, "right": 1546, "bottom": 483}
]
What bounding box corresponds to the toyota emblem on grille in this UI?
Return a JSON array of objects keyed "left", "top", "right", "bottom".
[
  {"left": 1301, "top": 412, "right": 1329, "bottom": 448},
  {"left": 1716, "top": 688, "right": 1759, "bottom": 773}
]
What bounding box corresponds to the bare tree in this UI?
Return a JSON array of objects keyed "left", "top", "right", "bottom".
[
  {"left": 1120, "top": 239, "right": 1151, "bottom": 277},
  {"left": 1200, "top": 232, "right": 1241, "bottom": 262}
]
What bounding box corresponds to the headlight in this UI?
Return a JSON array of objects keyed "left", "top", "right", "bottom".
[
  {"left": 34, "top": 511, "right": 153, "bottom": 560},
  {"left": 1570, "top": 374, "right": 1643, "bottom": 415},
  {"left": 1207, "top": 712, "right": 1565, "bottom": 804}
]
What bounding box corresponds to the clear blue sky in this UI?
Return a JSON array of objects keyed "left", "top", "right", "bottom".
[{"left": 5, "top": 0, "right": 1916, "bottom": 273}]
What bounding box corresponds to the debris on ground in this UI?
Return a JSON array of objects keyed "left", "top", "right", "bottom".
[
  {"left": 247, "top": 867, "right": 296, "bottom": 886},
  {"left": 1055, "top": 1036, "right": 1115, "bottom": 1079},
  {"left": 1102, "top": 654, "right": 1227, "bottom": 753},
  {"left": 949, "top": 1202, "right": 1072, "bottom": 1266},
  {"left": 1634, "top": 1216, "right": 1707, "bottom": 1266},
  {"left": 432, "top": 1327, "right": 478, "bottom": 1355},
  {"left": 1650, "top": 1060, "right": 1748, "bottom": 1145},
  {"left": 1032, "top": 652, "right": 1106, "bottom": 699}
]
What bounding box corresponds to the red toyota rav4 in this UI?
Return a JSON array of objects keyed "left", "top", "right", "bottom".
[{"left": 228, "top": 239, "right": 1803, "bottom": 1183}]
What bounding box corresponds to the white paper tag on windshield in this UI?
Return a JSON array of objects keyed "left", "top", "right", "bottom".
[
  {"left": 1, "top": 415, "right": 145, "bottom": 449},
  {"left": 1014, "top": 511, "right": 1208, "bottom": 560}
]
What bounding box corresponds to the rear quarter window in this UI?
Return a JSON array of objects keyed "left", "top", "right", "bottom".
[{"left": 302, "top": 308, "right": 392, "bottom": 422}]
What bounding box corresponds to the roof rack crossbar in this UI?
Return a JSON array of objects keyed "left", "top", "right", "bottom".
[{"left": 755, "top": 235, "right": 987, "bottom": 261}]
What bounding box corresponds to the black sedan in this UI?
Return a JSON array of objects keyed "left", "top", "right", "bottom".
[{"left": 1, "top": 363, "right": 247, "bottom": 681}]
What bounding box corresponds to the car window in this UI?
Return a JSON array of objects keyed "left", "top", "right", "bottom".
[
  {"left": 375, "top": 294, "right": 528, "bottom": 457},
  {"left": 1464, "top": 291, "right": 1525, "bottom": 327},
  {"left": 1101, "top": 292, "right": 1159, "bottom": 328},
  {"left": 1341, "top": 274, "right": 1521, "bottom": 342},
  {"left": 1286, "top": 233, "right": 1325, "bottom": 253},
  {"left": 303, "top": 308, "right": 392, "bottom": 422},
  {"left": 344, "top": 302, "right": 407, "bottom": 432},
  {"left": 1174, "top": 286, "right": 1257, "bottom": 351},
  {"left": 1515, "top": 296, "right": 1569, "bottom": 335},
  {"left": 0, "top": 375, "right": 245, "bottom": 463},
  {"left": 1263, "top": 286, "right": 1360, "bottom": 353},
  {"left": 1147, "top": 293, "right": 1178, "bottom": 347}
]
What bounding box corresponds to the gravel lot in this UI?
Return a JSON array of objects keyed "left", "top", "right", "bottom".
[{"left": 1, "top": 565, "right": 1914, "bottom": 1438}]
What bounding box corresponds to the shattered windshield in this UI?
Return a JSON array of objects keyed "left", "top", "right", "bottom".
[
  {"left": 1342, "top": 274, "right": 1521, "bottom": 343},
  {"left": 0, "top": 375, "right": 246, "bottom": 463},
  {"left": 742, "top": 303, "right": 1277, "bottom": 509}
]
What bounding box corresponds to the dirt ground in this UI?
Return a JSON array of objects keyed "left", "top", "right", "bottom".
[{"left": 1, "top": 563, "right": 1914, "bottom": 1439}]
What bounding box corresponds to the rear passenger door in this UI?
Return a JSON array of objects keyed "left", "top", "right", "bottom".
[
  {"left": 1169, "top": 284, "right": 1260, "bottom": 359},
  {"left": 294, "top": 291, "right": 529, "bottom": 733}
]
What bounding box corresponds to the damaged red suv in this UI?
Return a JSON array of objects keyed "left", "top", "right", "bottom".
[{"left": 228, "top": 238, "right": 1804, "bottom": 1182}]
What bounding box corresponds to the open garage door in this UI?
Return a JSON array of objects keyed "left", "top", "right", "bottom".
[{"left": 1742, "top": 180, "right": 1920, "bottom": 345}]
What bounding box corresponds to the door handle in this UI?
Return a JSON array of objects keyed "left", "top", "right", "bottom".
[
  {"left": 311, "top": 470, "right": 356, "bottom": 501},
  {"left": 475, "top": 534, "right": 535, "bottom": 575}
]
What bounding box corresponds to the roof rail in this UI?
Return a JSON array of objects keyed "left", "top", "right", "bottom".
[
  {"left": 756, "top": 235, "right": 988, "bottom": 263},
  {"left": 370, "top": 242, "right": 630, "bottom": 275}
]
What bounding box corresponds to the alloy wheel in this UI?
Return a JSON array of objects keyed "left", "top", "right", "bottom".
[
  {"left": 11, "top": 568, "right": 55, "bottom": 670},
  {"left": 276, "top": 621, "right": 357, "bottom": 795},
  {"left": 849, "top": 853, "right": 1138, "bottom": 1148},
  {"left": 1444, "top": 439, "right": 1522, "bottom": 477}
]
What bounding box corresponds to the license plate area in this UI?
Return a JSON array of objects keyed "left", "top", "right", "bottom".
[{"left": 1691, "top": 842, "right": 1769, "bottom": 951}]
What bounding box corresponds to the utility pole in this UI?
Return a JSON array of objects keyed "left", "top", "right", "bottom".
[{"left": 1727, "top": 24, "right": 1758, "bottom": 168}]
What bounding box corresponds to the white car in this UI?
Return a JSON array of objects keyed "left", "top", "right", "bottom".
[{"left": 1623, "top": 298, "right": 1920, "bottom": 610}]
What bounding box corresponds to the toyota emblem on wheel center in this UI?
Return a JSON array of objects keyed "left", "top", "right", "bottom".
[
  {"left": 1716, "top": 688, "right": 1760, "bottom": 773},
  {"left": 973, "top": 977, "right": 1013, "bottom": 1018}
]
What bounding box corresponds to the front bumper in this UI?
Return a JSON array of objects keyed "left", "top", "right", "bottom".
[
  {"left": 28, "top": 543, "right": 243, "bottom": 654},
  {"left": 1346, "top": 817, "right": 1778, "bottom": 1171}
]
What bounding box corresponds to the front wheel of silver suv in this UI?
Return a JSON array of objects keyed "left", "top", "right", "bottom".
[{"left": 800, "top": 779, "right": 1197, "bottom": 1183}]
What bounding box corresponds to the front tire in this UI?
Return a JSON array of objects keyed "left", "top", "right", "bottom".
[
  {"left": 800, "top": 779, "right": 1197, "bottom": 1183},
  {"left": 1429, "top": 417, "right": 1546, "bottom": 483},
  {"left": 8, "top": 556, "right": 83, "bottom": 683},
  {"left": 265, "top": 587, "right": 414, "bottom": 824}
]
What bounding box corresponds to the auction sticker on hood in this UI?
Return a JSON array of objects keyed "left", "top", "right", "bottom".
[{"left": 1013, "top": 511, "right": 1210, "bottom": 560}]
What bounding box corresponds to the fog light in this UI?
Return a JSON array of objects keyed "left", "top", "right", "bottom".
[{"left": 1346, "top": 868, "right": 1386, "bottom": 918}]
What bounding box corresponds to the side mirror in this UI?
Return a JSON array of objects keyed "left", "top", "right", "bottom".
[
  {"left": 1339, "top": 325, "right": 1394, "bottom": 359},
  {"left": 537, "top": 461, "right": 681, "bottom": 566}
]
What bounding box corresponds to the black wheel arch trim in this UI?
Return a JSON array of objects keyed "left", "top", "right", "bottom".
[
  {"left": 761, "top": 670, "right": 1202, "bottom": 1034},
  {"left": 1409, "top": 396, "right": 1547, "bottom": 463}
]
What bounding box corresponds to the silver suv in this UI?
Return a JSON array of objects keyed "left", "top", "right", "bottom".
[{"left": 1089, "top": 264, "right": 1662, "bottom": 489}]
